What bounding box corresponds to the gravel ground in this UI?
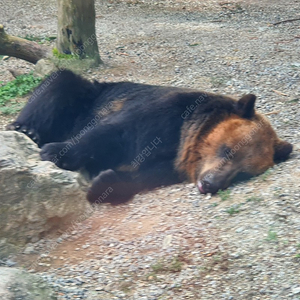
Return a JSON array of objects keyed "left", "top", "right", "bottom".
[{"left": 1, "top": 0, "right": 300, "bottom": 299}]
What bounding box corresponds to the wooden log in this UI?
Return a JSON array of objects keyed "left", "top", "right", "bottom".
[{"left": 0, "top": 24, "right": 50, "bottom": 64}]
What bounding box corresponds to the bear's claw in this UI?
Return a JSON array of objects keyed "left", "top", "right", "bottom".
[{"left": 6, "top": 122, "right": 40, "bottom": 145}]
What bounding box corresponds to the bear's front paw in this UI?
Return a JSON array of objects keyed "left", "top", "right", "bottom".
[
  {"left": 40, "top": 142, "right": 84, "bottom": 171},
  {"left": 6, "top": 122, "right": 40, "bottom": 145},
  {"left": 87, "top": 169, "right": 135, "bottom": 205}
]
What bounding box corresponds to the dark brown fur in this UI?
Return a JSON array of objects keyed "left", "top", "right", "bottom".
[{"left": 7, "top": 70, "right": 293, "bottom": 202}]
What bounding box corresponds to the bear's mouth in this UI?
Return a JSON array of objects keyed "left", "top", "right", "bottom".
[{"left": 197, "top": 181, "right": 205, "bottom": 194}]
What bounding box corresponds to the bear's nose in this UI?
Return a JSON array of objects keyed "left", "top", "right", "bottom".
[{"left": 197, "top": 178, "right": 219, "bottom": 194}]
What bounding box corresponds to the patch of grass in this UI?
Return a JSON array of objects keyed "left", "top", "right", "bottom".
[
  {"left": 211, "top": 202, "right": 219, "bottom": 207},
  {"left": 52, "top": 47, "right": 77, "bottom": 59},
  {"left": 297, "top": 244, "right": 300, "bottom": 248},
  {"left": 260, "top": 169, "right": 271, "bottom": 181},
  {"left": 295, "top": 254, "right": 300, "bottom": 258},
  {"left": 218, "top": 189, "right": 231, "bottom": 201},
  {"left": 198, "top": 252, "right": 229, "bottom": 275},
  {"left": 246, "top": 196, "right": 263, "bottom": 202},
  {"left": 23, "top": 35, "right": 56, "bottom": 44},
  {"left": 169, "top": 256, "right": 183, "bottom": 272},
  {"left": 226, "top": 204, "right": 241, "bottom": 215},
  {"left": 267, "top": 230, "right": 278, "bottom": 241},
  {"left": 0, "top": 103, "right": 24, "bottom": 115},
  {"left": 188, "top": 43, "right": 200, "bottom": 47},
  {"left": 151, "top": 261, "right": 164, "bottom": 273},
  {"left": 0, "top": 73, "right": 42, "bottom": 105},
  {"left": 287, "top": 98, "right": 299, "bottom": 103},
  {"left": 150, "top": 256, "right": 183, "bottom": 274}
]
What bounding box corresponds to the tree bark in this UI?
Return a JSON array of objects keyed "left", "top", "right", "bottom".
[
  {"left": 57, "top": 0, "right": 102, "bottom": 65},
  {"left": 0, "top": 24, "right": 50, "bottom": 64}
]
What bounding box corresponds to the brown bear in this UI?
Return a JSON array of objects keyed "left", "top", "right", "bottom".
[{"left": 7, "top": 70, "right": 292, "bottom": 204}]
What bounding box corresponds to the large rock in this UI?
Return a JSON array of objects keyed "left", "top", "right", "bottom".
[
  {"left": 0, "top": 267, "right": 57, "bottom": 299},
  {"left": 0, "top": 131, "right": 90, "bottom": 257},
  {"left": 34, "top": 59, "right": 57, "bottom": 77}
]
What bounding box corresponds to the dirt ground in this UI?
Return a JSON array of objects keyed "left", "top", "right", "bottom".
[{"left": 1, "top": 0, "right": 300, "bottom": 299}]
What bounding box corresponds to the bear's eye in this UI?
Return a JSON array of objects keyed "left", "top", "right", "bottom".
[{"left": 219, "top": 145, "right": 232, "bottom": 158}]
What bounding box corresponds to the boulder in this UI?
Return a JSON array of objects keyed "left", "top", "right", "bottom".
[
  {"left": 34, "top": 59, "right": 57, "bottom": 77},
  {"left": 0, "top": 131, "right": 91, "bottom": 257},
  {"left": 0, "top": 267, "right": 57, "bottom": 299}
]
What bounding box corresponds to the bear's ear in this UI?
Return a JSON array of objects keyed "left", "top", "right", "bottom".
[
  {"left": 235, "top": 94, "right": 256, "bottom": 119},
  {"left": 274, "top": 139, "right": 293, "bottom": 162}
]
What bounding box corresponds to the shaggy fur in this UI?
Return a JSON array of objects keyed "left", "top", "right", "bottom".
[{"left": 7, "top": 70, "right": 293, "bottom": 203}]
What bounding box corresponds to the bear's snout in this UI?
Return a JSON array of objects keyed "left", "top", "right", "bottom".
[{"left": 197, "top": 176, "right": 221, "bottom": 195}]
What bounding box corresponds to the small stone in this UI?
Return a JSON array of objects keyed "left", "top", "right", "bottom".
[
  {"left": 162, "top": 235, "right": 172, "bottom": 249},
  {"left": 292, "top": 287, "right": 300, "bottom": 294},
  {"left": 5, "top": 259, "right": 16, "bottom": 267},
  {"left": 24, "top": 246, "right": 35, "bottom": 254},
  {"left": 31, "top": 236, "right": 39, "bottom": 243},
  {"left": 236, "top": 227, "right": 244, "bottom": 233},
  {"left": 192, "top": 200, "right": 200, "bottom": 207}
]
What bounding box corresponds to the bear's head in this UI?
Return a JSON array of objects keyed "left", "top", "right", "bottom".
[{"left": 177, "top": 94, "right": 293, "bottom": 194}]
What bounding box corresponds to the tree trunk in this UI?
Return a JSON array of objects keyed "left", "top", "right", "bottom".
[
  {"left": 0, "top": 25, "right": 50, "bottom": 64},
  {"left": 57, "top": 0, "right": 102, "bottom": 65}
]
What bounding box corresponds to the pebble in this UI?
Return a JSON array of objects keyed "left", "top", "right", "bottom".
[
  {"left": 5, "top": 259, "right": 17, "bottom": 267},
  {"left": 292, "top": 287, "right": 300, "bottom": 295},
  {"left": 23, "top": 245, "right": 35, "bottom": 254}
]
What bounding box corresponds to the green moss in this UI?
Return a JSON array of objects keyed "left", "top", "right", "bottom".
[
  {"left": 52, "top": 47, "right": 77, "bottom": 59},
  {"left": 23, "top": 35, "right": 56, "bottom": 44}
]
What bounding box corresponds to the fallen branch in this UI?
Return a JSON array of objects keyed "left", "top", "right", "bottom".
[
  {"left": 273, "top": 18, "right": 300, "bottom": 26},
  {"left": 0, "top": 24, "right": 50, "bottom": 64},
  {"left": 264, "top": 110, "right": 280, "bottom": 116},
  {"left": 273, "top": 90, "right": 288, "bottom": 96}
]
